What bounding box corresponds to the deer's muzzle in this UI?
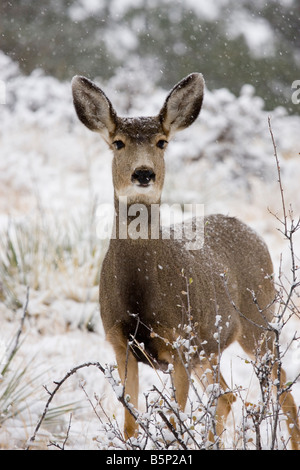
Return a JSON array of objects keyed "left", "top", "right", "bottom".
[{"left": 131, "top": 168, "right": 156, "bottom": 187}]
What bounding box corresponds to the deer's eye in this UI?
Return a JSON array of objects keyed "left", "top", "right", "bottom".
[
  {"left": 156, "top": 139, "right": 168, "bottom": 149},
  {"left": 113, "top": 140, "right": 125, "bottom": 150}
]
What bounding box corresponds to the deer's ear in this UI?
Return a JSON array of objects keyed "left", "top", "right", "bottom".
[
  {"left": 159, "top": 73, "right": 204, "bottom": 136},
  {"left": 72, "top": 76, "right": 117, "bottom": 137}
]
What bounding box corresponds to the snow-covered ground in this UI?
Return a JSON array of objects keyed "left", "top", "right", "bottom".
[{"left": 0, "top": 51, "right": 299, "bottom": 449}]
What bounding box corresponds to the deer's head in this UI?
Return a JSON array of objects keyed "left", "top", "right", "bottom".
[{"left": 72, "top": 73, "right": 204, "bottom": 205}]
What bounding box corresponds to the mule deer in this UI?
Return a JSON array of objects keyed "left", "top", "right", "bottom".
[{"left": 72, "top": 73, "right": 300, "bottom": 449}]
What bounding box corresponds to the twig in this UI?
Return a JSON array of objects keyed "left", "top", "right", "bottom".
[
  {"left": 80, "top": 382, "right": 102, "bottom": 422},
  {"left": 157, "top": 409, "right": 187, "bottom": 449},
  {"left": 48, "top": 413, "right": 73, "bottom": 450},
  {"left": 1, "top": 286, "right": 29, "bottom": 376},
  {"left": 268, "top": 116, "right": 287, "bottom": 233},
  {"left": 26, "top": 361, "right": 105, "bottom": 449}
]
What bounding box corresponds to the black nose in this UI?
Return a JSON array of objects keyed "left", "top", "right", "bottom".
[{"left": 131, "top": 169, "right": 156, "bottom": 186}]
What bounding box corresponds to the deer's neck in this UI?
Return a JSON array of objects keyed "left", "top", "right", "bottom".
[
  {"left": 109, "top": 196, "right": 164, "bottom": 291},
  {"left": 112, "top": 195, "right": 161, "bottom": 243}
]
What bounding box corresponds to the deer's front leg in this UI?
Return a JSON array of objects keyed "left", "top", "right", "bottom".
[
  {"left": 172, "top": 357, "right": 190, "bottom": 412},
  {"left": 108, "top": 328, "right": 139, "bottom": 439},
  {"left": 159, "top": 350, "right": 190, "bottom": 422},
  {"left": 117, "top": 348, "right": 139, "bottom": 439}
]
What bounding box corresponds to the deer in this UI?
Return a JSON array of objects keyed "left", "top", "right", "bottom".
[{"left": 72, "top": 73, "right": 300, "bottom": 449}]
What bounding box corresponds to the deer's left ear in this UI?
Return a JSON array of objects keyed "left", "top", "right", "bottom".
[{"left": 159, "top": 73, "right": 204, "bottom": 136}]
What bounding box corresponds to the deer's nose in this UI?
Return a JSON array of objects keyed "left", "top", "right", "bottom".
[{"left": 131, "top": 168, "right": 156, "bottom": 186}]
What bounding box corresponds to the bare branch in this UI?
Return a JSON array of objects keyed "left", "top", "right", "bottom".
[{"left": 26, "top": 361, "right": 105, "bottom": 449}]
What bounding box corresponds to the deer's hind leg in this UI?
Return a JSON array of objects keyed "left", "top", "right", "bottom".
[
  {"left": 239, "top": 327, "right": 300, "bottom": 450},
  {"left": 272, "top": 364, "right": 300, "bottom": 450}
]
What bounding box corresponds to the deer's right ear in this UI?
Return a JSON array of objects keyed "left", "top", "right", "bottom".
[{"left": 72, "top": 76, "right": 117, "bottom": 137}]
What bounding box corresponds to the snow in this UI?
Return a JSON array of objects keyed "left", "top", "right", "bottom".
[
  {"left": 0, "top": 52, "right": 300, "bottom": 450},
  {"left": 184, "top": 0, "right": 223, "bottom": 20},
  {"left": 228, "top": 11, "right": 275, "bottom": 57}
]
